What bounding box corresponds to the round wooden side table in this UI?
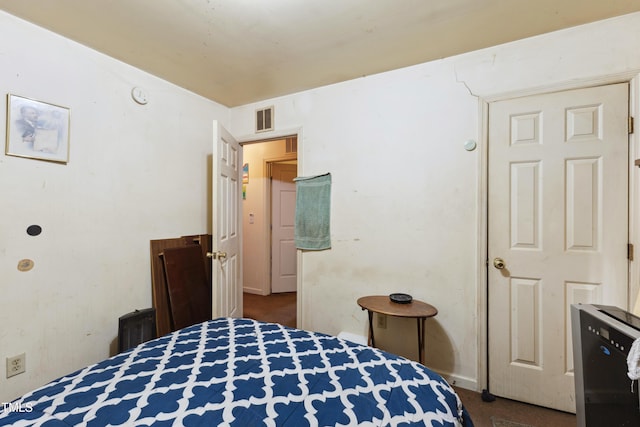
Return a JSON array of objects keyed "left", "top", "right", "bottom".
[{"left": 357, "top": 295, "right": 438, "bottom": 365}]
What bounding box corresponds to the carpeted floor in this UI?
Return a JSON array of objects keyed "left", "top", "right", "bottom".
[
  {"left": 491, "top": 417, "right": 533, "bottom": 427},
  {"left": 243, "top": 291, "right": 297, "bottom": 328},
  {"left": 455, "top": 387, "right": 576, "bottom": 427}
]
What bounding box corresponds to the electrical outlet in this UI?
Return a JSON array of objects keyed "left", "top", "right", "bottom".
[
  {"left": 6, "top": 353, "right": 26, "bottom": 378},
  {"left": 377, "top": 314, "right": 387, "bottom": 329}
]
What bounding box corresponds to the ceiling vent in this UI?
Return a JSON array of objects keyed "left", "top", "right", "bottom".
[
  {"left": 285, "top": 137, "right": 297, "bottom": 153},
  {"left": 256, "top": 106, "right": 274, "bottom": 133}
]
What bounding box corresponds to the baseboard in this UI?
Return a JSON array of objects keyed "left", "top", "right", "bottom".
[
  {"left": 432, "top": 369, "right": 478, "bottom": 392},
  {"left": 243, "top": 287, "right": 269, "bottom": 296}
]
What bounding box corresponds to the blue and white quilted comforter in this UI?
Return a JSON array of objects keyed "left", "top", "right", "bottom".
[{"left": 0, "top": 318, "right": 473, "bottom": 426}]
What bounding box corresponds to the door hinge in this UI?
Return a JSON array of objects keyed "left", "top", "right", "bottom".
[
  {"left": 629, "top": 243, "right": 634, "bottom": 261},
  {"left": 629, "top": 116, "right": 634, "bottom": 134}
]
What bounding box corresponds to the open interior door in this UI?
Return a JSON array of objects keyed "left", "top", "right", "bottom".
[{"left": 210, "top": 120, "right": 243, "bottom": 318}]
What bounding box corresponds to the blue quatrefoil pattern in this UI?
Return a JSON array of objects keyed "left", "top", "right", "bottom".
[{"left": 0, "top": 318, "right": 468, "bottom": 426}]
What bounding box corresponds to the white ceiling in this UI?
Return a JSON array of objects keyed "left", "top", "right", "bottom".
[{"left": 1, "top": 1, "right": 639, "bottom": 107}]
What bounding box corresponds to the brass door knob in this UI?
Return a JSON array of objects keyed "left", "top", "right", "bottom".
[
  {"left": 493, "top": 258, "right": 506, "bottom": 269},
  {"left": 206, "top": 251, "right": 227, "bottom": 260}
]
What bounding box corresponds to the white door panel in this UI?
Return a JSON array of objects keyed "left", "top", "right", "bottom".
[
  {"left": 271, "top": 163, "right": 297, "bottom": 293},
  {"left": 488, "top": 83, "right": 629, "bottom": 412},
  {"left": 212, "top": 121, "right": 242, "bottom": 318}
]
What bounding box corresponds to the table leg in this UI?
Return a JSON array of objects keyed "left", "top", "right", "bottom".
[
  {"left": 417, "top": 318, "right": 425, "bottom": 365},
  {"left": 366, "top": 310, "right": 375, "bottom": 347}
]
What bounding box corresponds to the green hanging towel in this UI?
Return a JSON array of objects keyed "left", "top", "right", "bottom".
[{"left": 294, "top": 173, "right": 331, "bottom": 250}]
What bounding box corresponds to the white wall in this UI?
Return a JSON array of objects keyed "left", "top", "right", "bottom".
[
  {"left": 233, "top": 58, "right": 481, "bottom": 386},
  {"left": 0, "top": 12, "right": 229, "bottom": 401},
  {"left": 230, "top": 13, "right": 640, "bottom": 389}
]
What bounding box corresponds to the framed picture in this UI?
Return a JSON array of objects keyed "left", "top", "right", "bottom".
[
  {"left": 5, "top": 94, "right": 70, "bottom": 164},
  {"left": 242, "top": 163, "right": 249, "bottom": 184}
]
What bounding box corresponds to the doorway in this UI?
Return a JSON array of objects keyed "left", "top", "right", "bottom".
[{"left": 241, "top": 137, "right": 298, "bottom": 324}]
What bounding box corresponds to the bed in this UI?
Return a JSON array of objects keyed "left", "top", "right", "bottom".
[{"left": 0, "top": 318, "right": 474, "bottom": 426}]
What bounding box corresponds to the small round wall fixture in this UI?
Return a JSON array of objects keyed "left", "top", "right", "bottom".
[
  {"left": 464, "top": 139, "right": 477, "bottom": 151},
  {"left": 26, "top": 224, "right": 42, "bottom": 236},
  {"left": 17, "top": 259, "right": 34, "bottom": 272},
  {"left": 131, "top": 87, "right": 148, "bottom": 105}
]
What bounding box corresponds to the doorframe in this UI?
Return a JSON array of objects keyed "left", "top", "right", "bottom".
[
  {"left": 238, "top": 127, "right": 304, "bottom": 328},
  {"left": 476, "top": 72, "right": 640, "bottom": 393}
]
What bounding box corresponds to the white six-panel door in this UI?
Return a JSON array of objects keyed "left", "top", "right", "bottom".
[
  {"left": 488, "top": 83, "right": 629, "bottom": 412},
  {"left": 212, "top": 121, "right": 243, "bottom": 318},
  {"left": 271, "top": 163, "right": 297, "bottom": 293}
]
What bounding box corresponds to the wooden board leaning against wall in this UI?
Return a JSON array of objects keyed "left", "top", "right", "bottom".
[{"left": 150, "top": 234, "right": 212, "bottom": 337}]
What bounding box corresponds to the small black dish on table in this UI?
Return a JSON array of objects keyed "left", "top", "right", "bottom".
[{"left": 389, "top": 293, "right": 413, "bottom": 304}]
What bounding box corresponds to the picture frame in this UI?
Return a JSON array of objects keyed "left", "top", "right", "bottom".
[
  {"left": 242, "top": 163, "right": 249, "bottom": 184},
  {"left": 5, "top": 94, "right": 70, "bottom": 164}
]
